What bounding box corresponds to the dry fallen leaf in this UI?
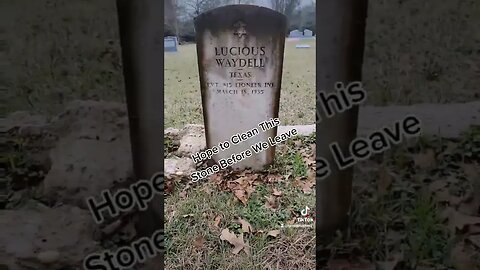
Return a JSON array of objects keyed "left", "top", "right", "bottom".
[
  {"left": 470, "top": 225, "right": 480, "bottom": 234},
  {"left": 451, "top": 241, "right": 477, "bottom": 270},
  {"left": 234, "top": 189, "right": 248, "bottom": 205},
  {"left": 202, "top": 185, "right": 212, "bottom": 195},
  {"left": 443, "top": 207, "right": 480, "bottom": 232},
  {"left": 166, "top": 209, "right": 176, "bottom": 222},
  {"left": 449, "top": 195, "right": 464, "bottom": 206},
  {"left": 307, "top": 169, "right": 315, "bottom": 180},
  {"left": 193, "top": 235, "right": 205, "bottom": 249},
  {"left": 414, "top": 149, "right": 437, "bottom": 170},
  {"left": 428, "top": 180, "right": 448, "bottom": 193},
  {"left": 265, "top": 195, "right": 278, "bottom": 210},
  {"left": 434, "top": 189, "right": 463, "bottom": 206},
  {"left": 310, "top": 144, "right": 316, "bottom": 154},
  {"left": 265, "top": 174, "right": 282, "bottom": 183},
  {"left": 286, "top": 217, "right": 296, "bottom": 225},
  {"left": 272, "top": 188, "right": 282, "bottom": 196},
  {"left": 301, "top": 179, "right": 315, "bottom": 194},
  {"left": 245, "top": 186, "right": 256, "bottom": 197},
  {"left": 213, "top": 215, "right": 222, "bottom": 228},
  {"left": 165, "top": 180, "right": 174, "bottom": 194},
  {"left": 462, "top": 163, "right": 480, "bottom": 181},
  {"left": 468, "top": 235, "right": 480, "bottom": 248},
  {"left": 458, "top": 200, "right": 480, "bottom": 216},
  {"left": 220, "top": 229, "right": 246, "bottom": 254},
  {"left": 237, "top": 218, "right": 253, "bottom": 233},
  {"left": 267, "top": 230, "right": 280, "bottom": 238},
  {"left": 209, "top": 173, "right": 223, "bottom": 184}
]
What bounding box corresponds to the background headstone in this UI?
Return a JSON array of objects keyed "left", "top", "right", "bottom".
[
  {"left": 194, "top": 5, "right": 287, "bottom": 170},
  {"left": 304, "top": 29, "right": 313, "bottom": 37},
  {"left": 164, "top": 36, "right": 178, "bottom": 52},
  {"left": 289, "top": 29, "right": 303, "bottom": 38}
]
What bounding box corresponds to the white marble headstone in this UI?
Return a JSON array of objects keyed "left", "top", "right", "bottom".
[{"left": 194, "top": 5, "right": 287, "bottom": 170}]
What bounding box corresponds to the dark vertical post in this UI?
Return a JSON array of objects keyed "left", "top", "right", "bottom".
[
  {"left": 115, "top": 0, "right": 164, "bottom": 247},
  {"left": 315, "top": 0, "right": 369, "bottom": 233}
]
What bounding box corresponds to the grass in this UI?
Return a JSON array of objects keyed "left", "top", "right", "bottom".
[
  {"left": 164, "top": 135, "right": 316, "bottom": 269},
  {"left": 162, "top": 127, "right": 480, "bottom": 269},
  {"left": 363, "top": 0, "right": 480, "bottom": 105},
  {"left": 316, "top": 126, "right": 480, "bottom": 269},
  {"left": 2, "top": 0, "right": 124, "bottom": 117},
  {"left": 165, "top": 182, "right": 316, "bottom": 269},
  {"left": 406, "top": 195, "right": 449, "bottom": 266}
]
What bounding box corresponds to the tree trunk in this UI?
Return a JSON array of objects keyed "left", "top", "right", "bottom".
[
  {"left": 172, "top": 0, "right": 179, "bottom": 40},
  {"left": 315, "top": 0, "right": 369, "bottom": 233},
  {"left": 115, "top": 0, "right": 164, "bottom": 257}
]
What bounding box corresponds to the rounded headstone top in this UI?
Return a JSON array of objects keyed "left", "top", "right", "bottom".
[{"left": 194, "top": 5, "right": 287, "bottom": 36}]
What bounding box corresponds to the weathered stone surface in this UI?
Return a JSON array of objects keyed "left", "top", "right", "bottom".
[
  {"left": 165, "top": 127, "right": 181, "bottom": 138},
  {"left": 43, "top": 135, "right": 133, "bottom": 206},
  {"left": 48, "top": 100, "right": 129, "bottom": 140},
  {"left": 278, "top": 125, "right": 315, "bottom": 136},
  {"left": 165, "top": 157, "right": 196, "bottom": 179},
  {"left": 1, "top": 101, "right": 133, "bottom": 207},
  {"left": 0, "top": 205, "right": 99, "bottom": 270},
  {"left": 41, "top": 100, "right": 133, "bottom": 206},
  {"left": 177, "top": 124, "right": 206, "bottom": 156},
  {"left": 194, "top": 5, "right": 287, "bottom": 170}
]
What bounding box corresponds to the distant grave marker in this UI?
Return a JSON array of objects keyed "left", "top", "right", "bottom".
[
  {"left": 288, "top": 29, "right": 303, "bottom": 38},
  {"left": 164, "top": 36, "right": 178, "bottom": 52},
  {"left": 304, "top": 29, "right": 313, "bottom": 37},
  {"left": 194, "top": 5, "right": 287, "bottom": 170}
]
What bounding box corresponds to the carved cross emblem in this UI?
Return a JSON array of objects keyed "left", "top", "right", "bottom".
[{"left": 233, "top": 21, "right": 247, "bottom": 38}]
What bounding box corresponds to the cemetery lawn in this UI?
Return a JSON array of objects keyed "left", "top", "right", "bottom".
[
  {"left": 4, "top": 0, "right": 479, "bottom": 118},
  {"left": 165, "top": 134, "right": 317, "bottom": 269},
  {"left": 165, "top": 127, "right": 480, "bottom": 269},
  {"left": 164, "top": 39, "right": 316, "bottom": 128}
]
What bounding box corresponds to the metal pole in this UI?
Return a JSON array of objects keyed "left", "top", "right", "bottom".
[{"left": 316, "top": 0, "right": 369, "bottom": 233}]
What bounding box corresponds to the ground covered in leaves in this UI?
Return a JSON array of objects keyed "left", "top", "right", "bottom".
[
  {"left": 165, "top": 126, "right": 479, "bottom": 270},
  {"left": 164, "top": 134, "right": 317, "bottom": 269},
  {"left": 319, "top": 126, "right": 480, "bottom": 270}
]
